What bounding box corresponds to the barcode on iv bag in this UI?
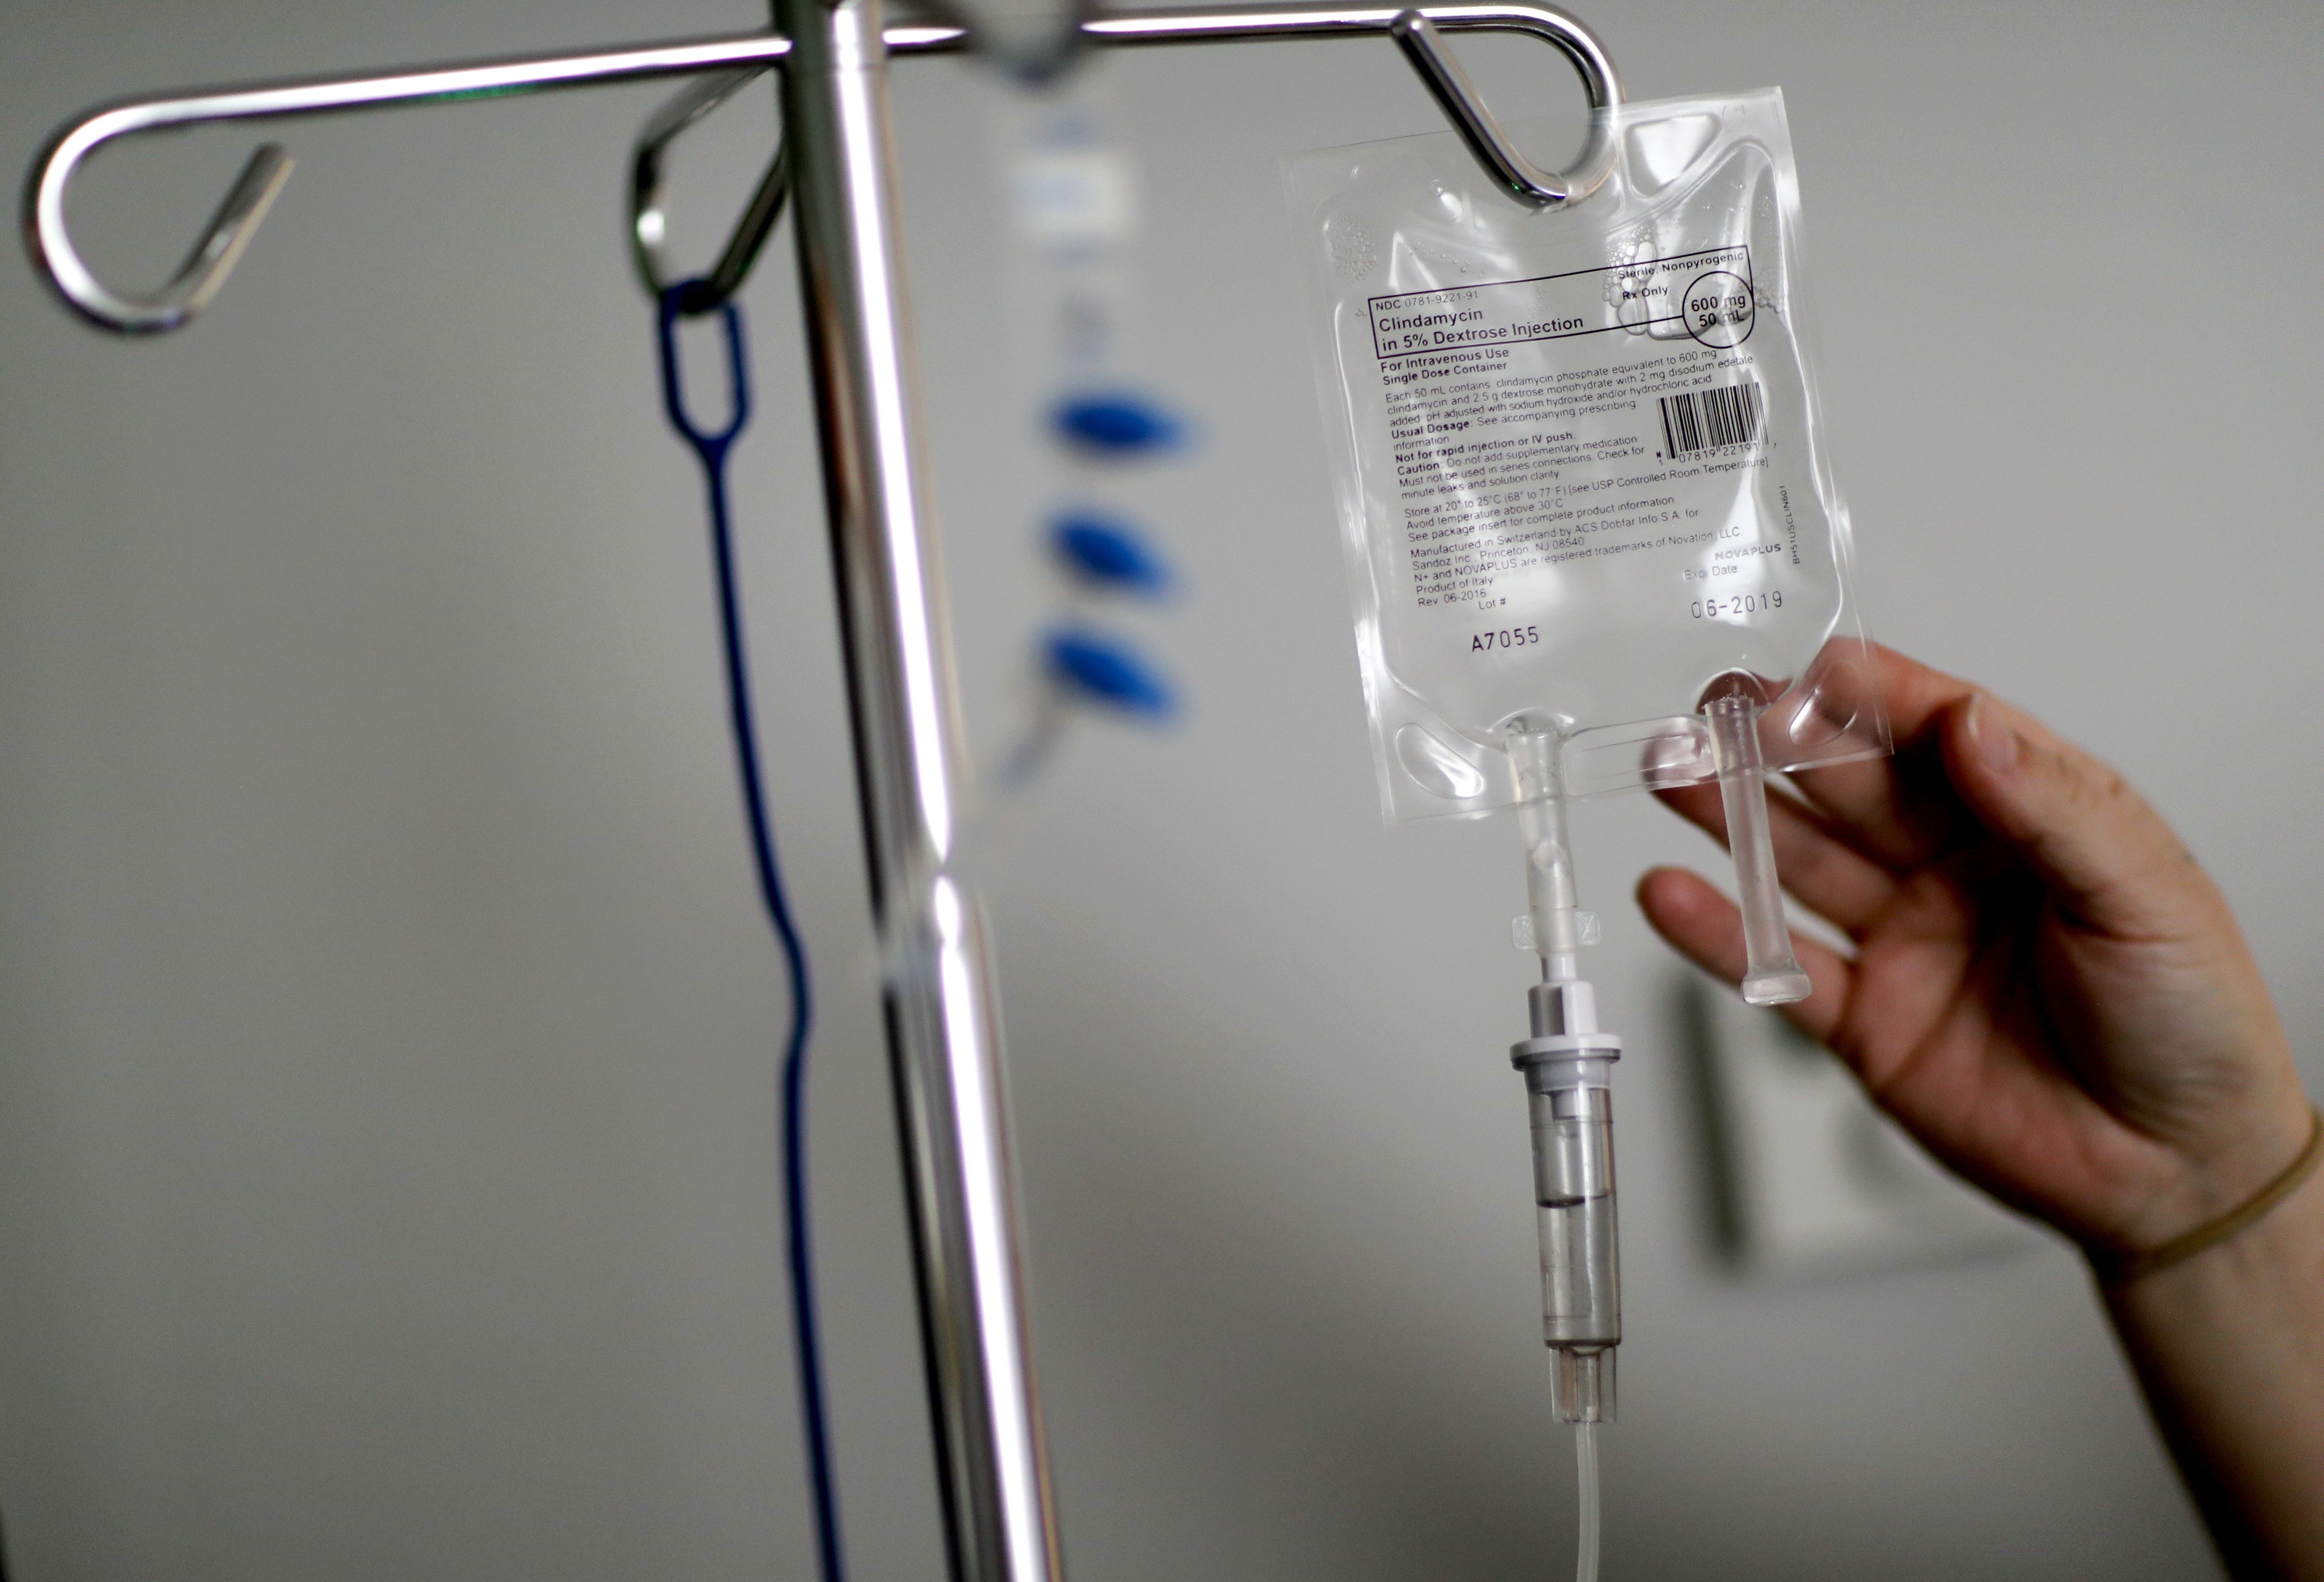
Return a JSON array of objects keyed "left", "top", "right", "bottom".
[{"left": 1658, "top": 380, "right": 1763, "bottom": 457}]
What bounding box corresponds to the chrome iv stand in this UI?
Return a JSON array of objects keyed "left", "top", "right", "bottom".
[{"left": 20, "top": 6, "right": 1621, "bottom": 1579}]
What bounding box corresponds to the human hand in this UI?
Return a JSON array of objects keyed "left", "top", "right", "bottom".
[{"left": 1637, "top": 645, "right": 2312, "bottom": 1262}]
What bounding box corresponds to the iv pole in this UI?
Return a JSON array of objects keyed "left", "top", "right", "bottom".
[
  {"left": 19, "top": 7, "right": 1620, "bottom": 1579},
  {"left": 773, "top": 1, "right": 1055, "bottom": 1572}
]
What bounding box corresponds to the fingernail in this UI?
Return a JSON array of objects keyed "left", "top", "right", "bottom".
[{"left": 1969, "top": 694, "right": 2019, "bottom": 773}]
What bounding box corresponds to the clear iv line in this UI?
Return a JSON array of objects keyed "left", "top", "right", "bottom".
[{"left": 1575, "top": 1419, "right": 1601, "bottom": 1582}]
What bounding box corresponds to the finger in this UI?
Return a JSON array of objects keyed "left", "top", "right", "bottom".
[
  {"left": 1785, "top": 644, "right": 1984, "bottom": 868},
  {"left": 1636, "top": 866, "right": 1854, "bottom": 1046},
  {"left": 1653, "top": 779, "right": 1901, "bottom": 937},
  {"left": 1652, "top": 779, "right": 1725, "bottom": 841},
  {"left": 1835, "top": 642, "right": 1980, "bottom": 743},
  {"left": 1944, "top": 692, "right": 2220, "bottom": 941}
]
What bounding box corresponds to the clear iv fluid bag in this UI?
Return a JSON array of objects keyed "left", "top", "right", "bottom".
[{"left": 1287, "top": 90, "right": 1886, "bottom": 820}]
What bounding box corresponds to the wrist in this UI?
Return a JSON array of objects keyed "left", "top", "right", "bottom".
[
  {"left": 2100, "top": 1144, "right": 2324, "bottom": 1577},
  {"left": 2093, "top": 1091, "right": 2322, "bottom": 1282}
]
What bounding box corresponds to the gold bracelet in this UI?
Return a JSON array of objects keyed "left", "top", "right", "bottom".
[{"left": 2093, "top": 1104, "right": 2324, "bottom": 1287}]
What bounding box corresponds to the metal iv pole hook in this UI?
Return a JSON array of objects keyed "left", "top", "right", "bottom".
[
  {"left": 19, "top": 28, "right": 801, "bottom": 335},
  {"left": 21, "top": 123, "right": 290, "bottom": 336},
  {"left": 1390, "top": 6, "right": 1620, "bottom": 209},
  {"left": 629, "top": 66, "right": 790, "bottom": 316}
]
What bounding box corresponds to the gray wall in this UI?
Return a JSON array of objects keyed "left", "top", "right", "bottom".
[{"left": 2, "top": 0, "right": 2317, "bottom": 1577}]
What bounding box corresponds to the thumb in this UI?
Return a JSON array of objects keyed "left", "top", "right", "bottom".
[{"left": 1944, "top": 693, "right": 2210, "bottom": 939}]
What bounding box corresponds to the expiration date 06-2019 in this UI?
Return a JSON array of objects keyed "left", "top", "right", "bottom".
[
  {"left": 1471, "top": 591, "right": 1781, "bottom": 652},
  {"left": 1691, "top": 590, "right": 1783, "bottom": 620}
]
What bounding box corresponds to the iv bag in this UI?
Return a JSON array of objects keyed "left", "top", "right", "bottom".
[{"left": 1286, "top": 89, "right": 1886, "bottom": 821}]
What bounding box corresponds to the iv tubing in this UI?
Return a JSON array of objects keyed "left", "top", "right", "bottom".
[
  {"left": 1575, "top": 1420, "right": 1600, "bottom": 1582},
  {"left": 657, "top": 284, "right": 846, "bottom": 1582}
]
